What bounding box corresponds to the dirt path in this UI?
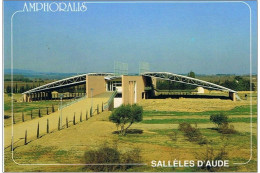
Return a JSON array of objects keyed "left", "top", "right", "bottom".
[{"left": 4, "top": 92, "right": 112, "bottom": 148}]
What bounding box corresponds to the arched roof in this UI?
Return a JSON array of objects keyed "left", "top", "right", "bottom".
[{"left": 141, "top": 72, "right": 236, "bottom": 93}]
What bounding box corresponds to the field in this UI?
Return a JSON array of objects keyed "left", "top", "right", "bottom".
[{"left": 4, "top": 91, "right": 257, "bottom": 172}]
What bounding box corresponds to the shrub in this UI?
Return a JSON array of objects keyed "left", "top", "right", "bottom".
[
  {"left": 168, "top": 131, "right": 178, "bottom": 141},
  {"left": 195, "top": 145, "right": 228, "bottom": 172},
  {"left": 178, "top": 122, "right": 190, "bottom": 132},
  {"left": 178, "top": 123, "right": 207, "bottom": 145},
  {"left": 84, "top": 145, "right": 120, "bottom": 172},
  {"left": 84, "top": 144, "right": 141, "bottom": 172},
  {"left": 210, "top": 113, "right": 229, "bottom": 127},
  {"left": 120, "top": 148, "right": 141, "bottom": 170},
  {"left": 218, "top": 123, "right": 237, "bottom": 134}
]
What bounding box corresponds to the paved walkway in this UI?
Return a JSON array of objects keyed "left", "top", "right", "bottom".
[{"left": 4, "top": 92, "right": 112, "bottom": 148}]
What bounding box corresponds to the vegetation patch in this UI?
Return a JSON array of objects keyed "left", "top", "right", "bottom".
[
  {"left": 210, "top": 113, "right": 237, "bottom": 134},
  {"left": 143, "top": 104, "right": 257, "bottom": 117},
  {"left": 84, "top": 143, "right": 141, "bottom": 172},
  {"left": 178, "top": 123, "right": 208, "bottom": 145},
  {"left": 194, "top": 144, "right": 229, "bottom": 172},
  {"left": 141, "top": 117, "right": 256, "bottom": 124}
]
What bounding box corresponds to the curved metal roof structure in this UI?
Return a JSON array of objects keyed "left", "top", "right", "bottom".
[
  {"left": 141, "top": 72, "right": 237, "bottom": 93},
  {"left": 23, "top": 73, "right": 114, "bottom": 94},
  {"left": 23, "top": 71, "right": 237, "bottom": 95}
]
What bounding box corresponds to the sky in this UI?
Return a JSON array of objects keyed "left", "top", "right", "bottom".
[{"left": 4, "top": 1, "right": 257, "bottom": 75}]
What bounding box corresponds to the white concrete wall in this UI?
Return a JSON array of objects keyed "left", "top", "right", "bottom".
[
  {"left": 114, "top": 98, "right": 123, "bottom": 108},
  {"left": 197, "top": 87, "right": 204, "bottom": 93},
  {"left": 116, "top": 86, "right": 122, "bottom": 93}
]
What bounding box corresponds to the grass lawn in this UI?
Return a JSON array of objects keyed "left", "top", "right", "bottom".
[{"left": 4, "top": 96, "right": 257, "bottom": 172}]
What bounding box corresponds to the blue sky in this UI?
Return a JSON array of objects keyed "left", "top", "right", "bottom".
[{"left": 4, "top": 1, "right": 257, "bottom": 74}]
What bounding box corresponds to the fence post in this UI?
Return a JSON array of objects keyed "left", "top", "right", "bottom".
[
  {"left": 73, "top": 113, "right": 76, "bottom": 125},
  {"left": 102, "top": 102, "right": 104, "bottom": 112},
  {"left": 22, "top": 112, "right": 24, "bottom": 122},
  {"left": 47, "top": 119, "right": 49, "bottom": 133},
  {"left": 37, "top": 122, "right": 40, "bottom": 138},
  {"left": 86, "top": 110, "right": 88, "bottom": 120},
  {"left": 52, "top": 104, "right": 54, "bottom": 113},
  {"left": 66, "top": 117, "right": 68, "bottom": 128},
  {"left": 46, "top": 107, "right": 49, "bottom": 115},
  {"left": 80, "top": 112, "right": 82, "bottom": 122},
  {"left": 90, "top": 107, "right": 92, "bottom": 117},
  {"left": 24, "top": 130, "right": 27, "bottom": 145},
  {"left": 31, "top": 110, "right": 33, "bottom": 119},
  {"left": 97, "top": 104, "right": 99, "bottom": 114}
]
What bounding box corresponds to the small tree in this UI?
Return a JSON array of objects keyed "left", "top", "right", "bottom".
[
  {"left": 109, "top": 104, "right": 143, "bottom": 135},
  {"left": 210, "top": 113, "right": 228, "bottom": 128},
  {"left": 80, "top": 112, "right": 82, "bottom": 122},
  {"left": 188, "top": 71, "right": 196, "bottom": 78},
  {"left": 66, "top": 117, "right": 69, "bottom": 128},
  {"left": 47, "top": 119, "right": 49, "bottom": 133},
  {"left": 6, "top": 86, "right": 11, "bottom": 93},
  {"left": 22, "top": 112, "right": 25, "bottom": 122},
  {"left": 37, "top": 122, "right": 40, "bottom": 138},
  {"left": 86, "top": 110, "right": 88, "bottom": 120},
  {"left": 90, "top": 107, "right": 92, "bottom": 117},
  {"left": 38, "top": 109, "right": 41, "bottom": 118},
  {"left": 24, "top": 130, "right": 27, "bottom": 145}
]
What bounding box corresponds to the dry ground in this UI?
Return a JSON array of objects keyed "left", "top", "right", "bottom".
[
  {"left": 4, "top": 92, "right": 112, "bottom": 149},
  {"left": 139, "top": 96, "right": 256, "bottom": 112},
  {"left": 4, "top": 93, "right": 257, "bottom": 172}
]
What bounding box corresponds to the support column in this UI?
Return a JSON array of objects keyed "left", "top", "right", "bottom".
[
  {"left": 229, "top": 92, "right": 236, "bottom": 101},
  {"left": 29, "top": 94, "right": 32, "bottom": 102},
  {"left": 23, "top": 94, "right": 28, "bottom": 102},
  {"left": 33, "top": 93, "right": 36, "bottom": 101}
]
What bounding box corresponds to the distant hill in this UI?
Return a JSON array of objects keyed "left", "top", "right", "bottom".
[
  {"left": 4, "top": 69, "right": 35, "bottom": 74},
  {"left": 4, "top": 69, "right": 82, "bottom": 80}
]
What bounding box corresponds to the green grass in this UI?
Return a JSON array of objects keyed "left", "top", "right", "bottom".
[
  {"left": 14, "top": 145, "right": 54, "bottom": 161},
  {"left": 141, "top": 117, "right": 257, "bottom": 124},
  {"left": 4, "top": 93, "right": 72, "bottom": 126},
  {"left": 143, "top": 105, "right": 257, "bottom": 117},
  {"left": 141, "top": 105, "right": 257, "bottom": 124},
  {"left": 4, "top": 98, "right": 62, "bottom": 113}
]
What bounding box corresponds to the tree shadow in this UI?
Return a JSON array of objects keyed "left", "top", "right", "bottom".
[
  {"left": 207, "top": 127, "right": 219, "bottom": 131},
  {"left": 112, "top": 129, "right": 143, "bottom": 134}
]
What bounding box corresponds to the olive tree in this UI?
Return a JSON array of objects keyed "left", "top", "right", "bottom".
[
  {"left": 109, "top": 104, "right": 143, "bottom": 135},
  {"left": 210, "top": 113, "right": 228, "bottom": 128}
]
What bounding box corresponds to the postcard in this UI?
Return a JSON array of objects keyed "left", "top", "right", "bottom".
[{"left": 3, "top": 0, "right": 257, "bottom": 172}]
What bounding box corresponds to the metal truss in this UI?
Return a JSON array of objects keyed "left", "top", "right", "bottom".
[
  {"left": 88, "top": 73, "right": 114, "bottom": 76},
  {"left": 23, "top": 73, "right": 114, "bottom": 94},
  {"left": 142, "top": 72, "right": 236, "bottom": 93},
  {"left": 23, "top": 71, "right": 237, "bottom": 95}
]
